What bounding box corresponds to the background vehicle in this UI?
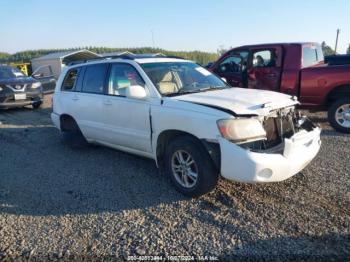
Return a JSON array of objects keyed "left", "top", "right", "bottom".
[
  {"left": 0, "top": 65, "right": 43, "bottom": 109},
  {"left": 31, "top": 65, "right": 56, "bottom": 93},
  {"left": 51, "top": 55, "right": 321, "bottom": 197},
  {"left": 209, "top": 42, "right": 350, "bottom": 133}
]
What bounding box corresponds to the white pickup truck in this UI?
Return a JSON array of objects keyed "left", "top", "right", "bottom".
[{"left": 51, "top": 55, "right": 321, "bottom": 197}]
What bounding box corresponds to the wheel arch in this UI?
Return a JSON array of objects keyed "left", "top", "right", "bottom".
[
  {"left": 326, "top": 85, "right": 350, "bottom": 107},
  {"left": 155, "top": 129, "right": 221, "bottom": 171},
  {"left": 59, "top": 114, "right": 79, "bottom": 132}
]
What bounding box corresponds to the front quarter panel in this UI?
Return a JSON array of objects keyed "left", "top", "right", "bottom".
[{"left": 151, "top": 99, "right": 231, "bottom": 159}]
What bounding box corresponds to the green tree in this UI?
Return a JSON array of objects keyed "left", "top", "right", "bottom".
[
  {"left": 0, "top": 52, "right": 10, "bottom": 63},
  {"left": 0, "top": 47, "right": 218, "bottom": 65},
  {"left": 321, "top": 41, "right": 335, "bottom": 56}
]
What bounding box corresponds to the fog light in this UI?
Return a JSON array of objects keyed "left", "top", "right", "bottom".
[{"left": 258, "top": 168, "right": 273, "bottom": 179}]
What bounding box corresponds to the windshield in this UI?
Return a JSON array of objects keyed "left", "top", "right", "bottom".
[
  {"left": 141, "top": 62, "right": 228, "bottom": 96},
  {"left": 0, "top": 66, "right": 25, "bottom": 79}
]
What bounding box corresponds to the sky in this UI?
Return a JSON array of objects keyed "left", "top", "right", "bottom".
[{"left": 1, "top": 0, "right": 349, "bottom": 54}]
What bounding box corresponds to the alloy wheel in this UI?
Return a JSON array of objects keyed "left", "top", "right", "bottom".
[{"left": 171, "top": 150, "right": 198, "bottom": 189}]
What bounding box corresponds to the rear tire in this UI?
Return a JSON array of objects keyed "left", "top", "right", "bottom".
[
  {"left": 328, "top": 98, "right": 350, "bottom": 133},
  {"left": 60, "top": 118, "right": 89, "bottom": 148},
  {"left": 164, "top": 136, "right": 218, "bottom": 197}
]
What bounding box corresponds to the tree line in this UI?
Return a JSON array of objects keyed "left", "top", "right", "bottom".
[
  {"left": 0, "top": 47, "right": 219, "bottom": 65},
  {"left": 1, "top": 42, "right": 349, "bottom": 65}
]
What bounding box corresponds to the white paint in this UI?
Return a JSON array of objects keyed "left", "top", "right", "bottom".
[{"left": 51, "top": 58, "right": 321, "bottom": 185}]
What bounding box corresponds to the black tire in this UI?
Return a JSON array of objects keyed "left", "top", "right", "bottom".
[
  {"left": 164, "top": 136, "right": 218, "bottom": 197},
  {"left": 328, "top": 98, "right": 350, "bottom": 133},
  {"left": 32, "top": 101, "right": 42, "bottom": 109},
  {"left": 60, "top": 119, "right": 89, "bottom": 149}
]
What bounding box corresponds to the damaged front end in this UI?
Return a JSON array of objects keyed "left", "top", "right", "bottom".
[
  {"left": 239, "top": 107, "right": 318, "bottom": 153},
  {"left": 218, "top": 106, "right": 321, "bottom": 183}
]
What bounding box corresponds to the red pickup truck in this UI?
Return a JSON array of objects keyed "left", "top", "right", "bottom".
[{"left": 209, "top": 42, "right": 350, "bottom": 133}]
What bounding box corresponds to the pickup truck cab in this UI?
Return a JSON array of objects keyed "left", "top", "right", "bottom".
[
  {"left": 51, "top": 55, "right": 321, "bottom": 197},
  {"left": 209, "top": 42, "right": 350, "bottom": 133}
]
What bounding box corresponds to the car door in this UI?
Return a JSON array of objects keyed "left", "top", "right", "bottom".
[
  {"left": 212, "top": 50, "right": 249, "bottom": 87},
  {"left": 71, "top": 63, "right": 109, "bottom": 141},
  {"left": 32, "top": 65, "right": 56, "bottom": 93},
  {"left": 59, "top": 66, "right": 83, "bottom": 120},
  {"left": 247, "top": 46, "right": 282, "bottom": 91},
  {"left": 98, "top": 62, "right": 152, "bottom": 153}
]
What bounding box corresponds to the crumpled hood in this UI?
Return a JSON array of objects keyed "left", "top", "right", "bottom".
[{"left": 171, "top": 88, "right": 298, "bottom": 116}]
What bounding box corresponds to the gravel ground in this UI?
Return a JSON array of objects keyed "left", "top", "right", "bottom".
[{"left": 0, "top": 95, "right": 349, "bottom": 260}]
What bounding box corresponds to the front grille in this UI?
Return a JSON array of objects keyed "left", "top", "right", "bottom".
[
  {"left": 239, "top": 109, "right": 316, "bottom": 153},
  {"left": 6, "top": 84, "right": 27, "bottom": 91},
  {"left": 263, "top": 117, "right": 281, "bottom": 148},
  {"left": 241, "top": 109, "right": 297, "bottom": 152},
  {"left": 263, "top": 116, "right": 295, "bottom": 148},
  {"left": 14, "top": 84, "right": 24, "bottom": 90}
]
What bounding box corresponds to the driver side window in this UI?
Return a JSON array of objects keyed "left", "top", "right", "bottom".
[
  {"left": 217, "top": 51, "right": 248, "bottom": 74},
  {"left": 108, "top": 63, "right": 145, "bottom": 97},
  {"left": 218, "top": 56, "right": 242, "bottom": 73}
]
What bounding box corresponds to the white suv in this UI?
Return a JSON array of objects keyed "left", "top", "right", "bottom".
[{"left": 51, "top": 55, "right": 321, "bottom": 196}]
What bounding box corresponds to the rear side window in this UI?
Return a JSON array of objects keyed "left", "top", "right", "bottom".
[
  {"left": 82, "top": 64, "right": 109, "bottom": 94},
  {"left": 62, "top": 68, "right": 79, "bottom": 91},
  {"left": 252, "top": 50, "right": 277, "bottom": 68},
  {"left": 303, "top": 45, "right": 323, "bottom": 67}
]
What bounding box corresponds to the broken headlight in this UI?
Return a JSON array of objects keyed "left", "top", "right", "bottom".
[{"left": 217, "top": 118, "right": 266, "bottom": 144}]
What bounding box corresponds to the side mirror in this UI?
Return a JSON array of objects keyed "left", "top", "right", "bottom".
[
  {"left": 221, "top": 77, "right": 227, "bottom": 83},
  {"left": 126, "top": 85, "right": 147, "bottom": 100},
  {"left": 32, "top": 73, "right": 42, "bottom": 79}
]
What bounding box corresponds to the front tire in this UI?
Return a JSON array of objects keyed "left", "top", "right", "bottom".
[
  {"left": 164, "top": 136, "right": 218, "bottom": 197},
  {"left": 32, "top": 101, "right": 42, "bottom": 109},
  {"left": 328, "top": 98, "right": 350, "bottom": 133}
]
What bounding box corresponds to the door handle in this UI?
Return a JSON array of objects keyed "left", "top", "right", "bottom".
[
  {"left": 72, "top": 96, "right": 79, "bottom": 101},
  {"left": 103, "top": 100, "right": 112, "bottom": 105}
]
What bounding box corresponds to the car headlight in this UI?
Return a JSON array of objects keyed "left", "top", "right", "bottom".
[
  {"left": 217, "top": 118, "right": 266, "bottom": 143},
  {"left": 31, "top": 82, "right": 42, "bottom": 89},
  {"left": 0, "top": 86, "right": 3, "bottom": 92}
]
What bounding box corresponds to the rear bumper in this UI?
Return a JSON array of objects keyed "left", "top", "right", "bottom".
[
  {"left": 219, "top": 127, "right": 321, "bottom": 183},
  {"left": 51, "top": 112, "right": 61, "bottom": 130}
]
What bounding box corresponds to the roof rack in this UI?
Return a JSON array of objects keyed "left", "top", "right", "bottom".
[{"left": 66, "top": 53, "right": 185, "bottom": 66}]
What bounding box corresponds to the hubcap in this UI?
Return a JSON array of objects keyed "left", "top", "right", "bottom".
[
  {"left": 171, "top": 150, "right": 198, "bottom": 189},
  {"left": 335, "top": 104, "right": 350, "bottom": 128}
]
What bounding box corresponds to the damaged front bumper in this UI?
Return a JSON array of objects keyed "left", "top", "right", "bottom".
[{"left": 219, "top": 126, "right": 321, "bottom": 183}]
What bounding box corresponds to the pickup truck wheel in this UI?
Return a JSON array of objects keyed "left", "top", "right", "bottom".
[
  {"left": 165, "top": 136, "right": 218, "bottom": 197},
  {"left": 328, "top": 98, "right": 350, "bottom": 133}
]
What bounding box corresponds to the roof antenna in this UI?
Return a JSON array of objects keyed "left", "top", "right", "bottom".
[{"left": 334, "top": 28, "right": 340, "bottom": 54}]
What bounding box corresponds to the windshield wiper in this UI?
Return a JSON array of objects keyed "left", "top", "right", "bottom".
[
  {"left": 163, "top": 86, "right": 228, "bottom": 97},
  {"left": 164, "top": 89, "right": 202, "bottom": 97}
]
